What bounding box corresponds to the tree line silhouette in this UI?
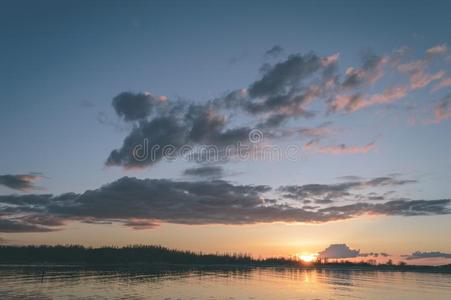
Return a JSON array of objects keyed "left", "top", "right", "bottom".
[
  {"left": 0, "top": 245, "right": 286, "bottom": 265},
  {"left": 0, "top": 245, "right": 449, "bottom": 273}
]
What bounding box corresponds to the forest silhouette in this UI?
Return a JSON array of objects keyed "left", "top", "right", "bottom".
[{"left": 0, "top": 245, "right": 450, "bottom": 274}]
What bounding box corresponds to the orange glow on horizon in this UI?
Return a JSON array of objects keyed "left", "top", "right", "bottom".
[{"left": 297, "top": 253, "right": 318, "bottom": 263}]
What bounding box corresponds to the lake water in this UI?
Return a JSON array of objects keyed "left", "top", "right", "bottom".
[{"left": 0, "top": 265, "right": 450, "bottom": 299}]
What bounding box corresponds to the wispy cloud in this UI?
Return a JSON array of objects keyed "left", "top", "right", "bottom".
[
  {"left": 404, "top": 251, "right": 451, "bottom": 260},
  {"left": 183, "top": 166, "right": 224, "bottom": 178},
  {"left": 0, "top": 173, "right": 43, "bottom": 191},
  {"left": 264, "top": 45, "right": 284, "bottom": 58},
  {"left": 426, "top": 44, "right": 448, "bottom": 57},
  {"left": 328, "top": 86, "right": 407, "bottom": 113},
  {"left": 304, "top": 141, "right": 376, "bottom": 155},
  {"left": 279, "top": 175, "right": 416, "bottom": 203},
  {"left": 427, "top": 94, "right": 451, "bottom": 124},
  {"left": 432, "top": 78, "right": 451, "bottom": 92}
]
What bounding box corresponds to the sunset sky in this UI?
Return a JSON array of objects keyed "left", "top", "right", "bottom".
[{"left": 1, "top": 0, "right": 451, "bottom": 265}]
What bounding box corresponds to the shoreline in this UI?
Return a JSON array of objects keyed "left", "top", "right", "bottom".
[{"left": 1, "top": 262, "right": 450, "bottom": 274}]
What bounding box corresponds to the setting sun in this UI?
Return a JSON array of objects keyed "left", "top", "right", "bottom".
[{"left": 298, "top": 254, "right": 318, "bottom": 263}]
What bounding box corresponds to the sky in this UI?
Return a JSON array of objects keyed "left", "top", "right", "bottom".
[{"left": 1, "top": 0, "right": 451, "bottom": 265}]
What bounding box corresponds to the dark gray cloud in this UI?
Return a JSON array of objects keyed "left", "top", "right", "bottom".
[
  {"left": 341, "top": 51, "right": 385, "bottom": 89},
  {"left": 318, "top": 244, "right": 360, "bottom": 259},
  {"left": 233, "top": 52, "right": 339, "bottom": 127},
  {"left": 318, "top": 244, "right": 389, "bottom": 259},
  {"left": 112, "top": 92, "right": 166, "bottom": 121},
  {"left": 264, "top": 45, "right": 284, "bottom": 58},
  {"left": 105, "top": 51, "right": 342, "bottom": 168},
  {"left": 0, "top": 177, "right": 449, "bottom": 232},
  {"left": 122, "top": 219, "right": 158, "bottom": 230},
  {"left": 183, "top": 166, "right": 224, "bottom": 178},
  {"left": 404, "top": 251, "right": 451, "bottom": 260},
  {"left": 327, "top": 93, "right": 364, "bottom": 113},
  {"left": 297, "top": 122, "right": 334, "bottom": 138},
  {"left": 0, "top": 173, "right": 42, "bottom": 191},
  {"left": 106, "top": 116, "right": 189, "bottom": 168},
  {"left": 249, "top": 53, "right": 322, "bottom": 98},
  {"left": 432, "top": 93, "right": 451, "bottom": 123},
  {"left": 107, "top": 88, "right": 256, "bottom": 168},
  {"left": 278, "top": 176, "right": 416, "bottom": 203},
  {"left": 359, "top": 252, "right": 390, "bottom": 258},
  {"left": 0, "top": 218, "right": 55, "bottom": 233}
]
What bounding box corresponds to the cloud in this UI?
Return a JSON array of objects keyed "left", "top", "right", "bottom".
[
  {"left": 249, "top": 53, "right": 322, "bottom": 98},
  {"left": 426, "top": 44, "right": 448, "bottom": 56},
  {"left": 432, "top": 78, "right": 451, "bottom": 92},
  {"left": 410, "top": 71, "right": 445, "bottom": 90},
  {"left": 242, "top": 52, "right": 338, "bottom": 125},
  {"left": 304, "top": 141, "right": 376, "bottom": 155},
  {"left": 122, "top": 219, "right": 159, "bottom": 230},
  {"left": 404, "top": 251, "right": 451, "bottom": 260},
  {"left": 328, "top": 94, "right": 364, "bottom": 113},
  {"left": 318, "top": 244, "right": 391, "bottom": 259},
  {"left": 398, "top": 60, "right": 445, "bottom": 90},
  {"left": 0, "top": 218, "right": 56, "bottom": 233},
  {"left": 107, "top": 94, "right": 254, "bottom": 168},
  {"left": 0, "top": 173, "right": 43, "bottom": 191},
  {"left": 183, "top": 166, "right": 224, "bottom": 178},
  {"left": 359, "top": 252, "right": 390, "bottom": 258},
  {"left": 328, "top": 86, "right": 408, "bottom": 113},
  {"left": 318, "top": 244, "right": 360, "bottom": 259},
  {"left": 319, "top": 142, "right": 375, "bottom": 155},
  {"left": 99, "top": 46, "right": 451, "bottom": 169},
  {"left": 106, "top": 116, "right": 189, "bottom": 168},
  {"left": 430, "top": 94, "right": 451, "bottom": 124},
  {"left": 0, "top": 175, "right": 448, "bottom": 232},
  {"left": 112, "top": 91, "right": 167, "bottom": 121},
  {"left": 278, "top": 175, "right": 416, "bottom": 203},
  {"left": 341, "top": 51, "right": 386, "bottom": 89},
  {"left": 297, "top": 122, "right": 335, "bottom": 138},
  {"left": 264, "top": 45, "right": 284, "bottom": 58},
  {"left": 267, "top": 122, "right": 337, "bottom": 142}
]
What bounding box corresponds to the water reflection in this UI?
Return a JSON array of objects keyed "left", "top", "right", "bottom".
[{"left": 0, "top": 265, "right": 450, "bottom": 299}]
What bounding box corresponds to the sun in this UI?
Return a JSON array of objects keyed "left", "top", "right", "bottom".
[{"left": 297, "top": 253, "right": 318, "bottom": 263}]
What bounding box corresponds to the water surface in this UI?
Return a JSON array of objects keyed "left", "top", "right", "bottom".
[{"left": 1, "top": 265, "right": 450, "bottom": 299}]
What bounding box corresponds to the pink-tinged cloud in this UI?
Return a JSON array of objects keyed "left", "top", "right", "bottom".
[
  {"left": 321, "top": 53, "right": 340, "bottom": 67},
  {"left": 410, "top": 70, "right": 445, "bottom": 90},
  {"left": 397, "top": 59, "right": 445, "bottom": 90},
  {"left": 433, "top": 97, "right": 451, "bottom": 124},
  {"left": 304, "top": 140, "right": 375, "bottom": 155},
  {"left": 366, "top": 86, "right": 408, "bottom": 106},
  {"left": 329, "top": 86, "right": 408, "bottom": 113},
  {"left": 397, "top": 59, "right": 426, "bottom": 73},
  {"left": 432, "top": 78, "right": 451, "bottom": 92},
  {"left": 318, "top": 142, "right": 376, "bottom": 154},
  {"left": 298, "top": 122, "right": 335, "bottom": 138},
  {"left": 123, "top": 219, "right": 159, "bottom": 230},
  {"left": 426, "top": 43, "right": 448, "bottom": 56},
  {"left": 425, "top": 95, "right": 451, "bottom": 124}
]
